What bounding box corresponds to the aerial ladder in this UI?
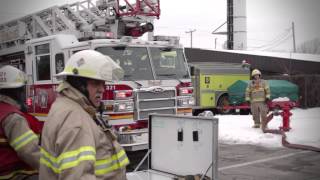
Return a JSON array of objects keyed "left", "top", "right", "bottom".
[{"left": 0, "top": 0, "right": 160, "bottom": 59}]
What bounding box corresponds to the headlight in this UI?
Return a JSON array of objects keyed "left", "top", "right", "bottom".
[
  {"left": 114, "top": 100, "right": 134, "bottom": 112},
  {"left": 178, "top": 97, "right": 194, "bottom": 107}
]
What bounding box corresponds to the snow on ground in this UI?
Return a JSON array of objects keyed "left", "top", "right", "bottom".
[{"left": 216, "top": 107, "right": 320, "bottom": 149}]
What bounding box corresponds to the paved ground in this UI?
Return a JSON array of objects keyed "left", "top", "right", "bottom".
[
  {"left": 127, "top": 143, "right": 320, "bottom": 180},
  {"left": 218, "top": 143, "right": 320, "bottom": 180},
  {"left": 126, "top": 150, "right": 149, "bottom": 172}
]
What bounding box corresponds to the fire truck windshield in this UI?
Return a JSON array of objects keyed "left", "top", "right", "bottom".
[
  {"left": 150, "top": 47, "right": 190, "bottom": 80},
  {"left": 96, "top": 46, "right": 190, "bottom": 81},
  {"left": 96, "top": 46, "right": 154, "bottom": 80}
]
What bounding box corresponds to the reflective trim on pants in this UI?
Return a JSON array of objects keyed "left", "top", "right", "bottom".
[{"left": 251, "top": 102, "right": 268, "bottom": 125}]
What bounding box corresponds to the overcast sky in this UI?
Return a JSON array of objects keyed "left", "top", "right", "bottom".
[{"left": 0, "top": 0, "right": 319, "bottom": 51}]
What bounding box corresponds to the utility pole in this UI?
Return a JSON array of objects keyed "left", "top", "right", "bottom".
[
  {"left": 185, "top": 29, "right": 196, "bottom": 48},
  {"left": 292, "top": 22, "right": 296, "bottom": 53},
  {"left": 215, "top": 38, "right": 218, "bottom": 49},
  {"left": 289, "top": 22, "right": 296, "bottom": 76}
]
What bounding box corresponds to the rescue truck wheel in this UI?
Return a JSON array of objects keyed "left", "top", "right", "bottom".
[
  {"left": 217, "top": 95, "right": 234, "bottom": 114},
  {"left": 240, "top": 109, "right": 250, "bottom": 115}
]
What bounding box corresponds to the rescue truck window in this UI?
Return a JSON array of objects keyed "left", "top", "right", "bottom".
[{"left": 35, "top": 44, "right": 51, "bottom": 81}]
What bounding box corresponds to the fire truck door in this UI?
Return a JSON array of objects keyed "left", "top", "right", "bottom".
[
  {"left": 33, "top": 43, "right": 52, "bottom": 83},
  {"left": 31, "top": 42, "right": 55, "bottom": 116}
]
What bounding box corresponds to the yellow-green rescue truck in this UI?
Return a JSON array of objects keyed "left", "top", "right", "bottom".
[{"left": 189, "top": 62, "right": 250, "bottom": 114}]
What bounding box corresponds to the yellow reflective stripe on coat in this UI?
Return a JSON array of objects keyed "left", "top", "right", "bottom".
[
  {"left": 251, "top": 88, "right": 265, "bottom": 93},
  {"left": 40, "top": 146, "right": 96, "bottom": 173},
  {"left": 0, "top": 170, "right": 37, "bottom": 180},
  {"left": 95, "top": 149, "right": 129, "bottom": 175},
  {"left": 251, "top": 98, "right": 266, "bottom": 102},
  {"left": 10, "top": 130, "right": 38, "bottom": 151}
]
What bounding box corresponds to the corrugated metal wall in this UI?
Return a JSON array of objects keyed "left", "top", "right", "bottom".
[{"left": 185, "top": 48, "right": 320, "bottom": 75}]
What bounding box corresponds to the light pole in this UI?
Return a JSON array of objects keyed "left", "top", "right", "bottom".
[{"left": 186, "top": 29, "right": 196, "bottom": 48}]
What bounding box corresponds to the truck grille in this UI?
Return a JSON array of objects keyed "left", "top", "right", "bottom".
[{"left": 136, "top": 88, "right": 176, "bottom": 120}]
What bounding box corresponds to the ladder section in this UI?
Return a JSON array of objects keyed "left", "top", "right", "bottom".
[
  {"left": 97, "top": 0, "right": 160, "bottom": 18},
  {"left": 0, "top": 0, "right": 160, "bottom": 54}
]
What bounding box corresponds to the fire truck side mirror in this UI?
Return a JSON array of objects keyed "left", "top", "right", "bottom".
[{"left": 189, "top": 66, "right": 195, "bottom": 76}]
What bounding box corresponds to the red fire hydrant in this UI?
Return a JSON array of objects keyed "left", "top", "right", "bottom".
[
  {"left": 267, "top": 101, "right": 297, "bottom": 132},
  {"left": 279, "top": 103, "right": 292, "bottom": 131}
]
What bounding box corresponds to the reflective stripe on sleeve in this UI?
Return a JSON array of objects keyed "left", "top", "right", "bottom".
[
  {"left": 245, "top": 87, "right": 251, "bottom": 101},
  {"left": 0, "top": 170, "right": 37, "bottom": 180},
  {"left": 10, "top": 130, "right": 38, "bottom": 151},
  {"left": 40, "top": 146, "right": 96, "bottom": 174},
  {"left": 95, "top": 149, "right": 129, "bottom": 175},
  {"left": 0, "top": 138, "right": 8, "bottom": 143},
  {"left": 265, "top": 87, "right": 271, "bottom": 99}
]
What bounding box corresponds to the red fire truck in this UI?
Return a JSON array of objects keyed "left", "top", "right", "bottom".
[{"left": 0, "top": 0, "right": 194, "bottom": 151}]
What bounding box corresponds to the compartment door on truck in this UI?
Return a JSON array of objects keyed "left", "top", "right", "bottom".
[{"left": 200, "top": 74, "right": 216, "bottom": 107}]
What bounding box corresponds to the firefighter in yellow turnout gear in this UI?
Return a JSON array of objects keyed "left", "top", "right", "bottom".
[
  {"left": 245, "top": 69, "right": 271, "bottom": 129},
  {"left": 39, "top": 50, "right": 129, "bottom": 180}
]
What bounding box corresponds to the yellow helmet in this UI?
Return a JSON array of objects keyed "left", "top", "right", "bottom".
[
  {"left": 0, "top": 65, "right": 27, "bottom": 89},
  {"left": 251, "top": 69, "right": 261, "bottom": 77},
  {"left": 55, "top": 50, "right": 124, "bottom": 82}
]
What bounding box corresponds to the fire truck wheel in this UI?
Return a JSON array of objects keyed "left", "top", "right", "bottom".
[
  {"left": 240, "top": 109, "right": 250, "bottom": 115},
  {"left": 184, "top": 175, "right": 195, "bottom": 180}
]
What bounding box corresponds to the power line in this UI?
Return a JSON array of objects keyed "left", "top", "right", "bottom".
[
  {"left": 248, "top": 27, "right": 292, "bottom": 50},
  {"left": 248, "top": 38, "right": 273, "bottom": 43},
  {"left": 260, "top": 32, "right": 292, "bottom": 51}
]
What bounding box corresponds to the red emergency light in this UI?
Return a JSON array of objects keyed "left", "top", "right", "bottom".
[{"left": 125, "top": 23, "right": 154, "bottom": 37}]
